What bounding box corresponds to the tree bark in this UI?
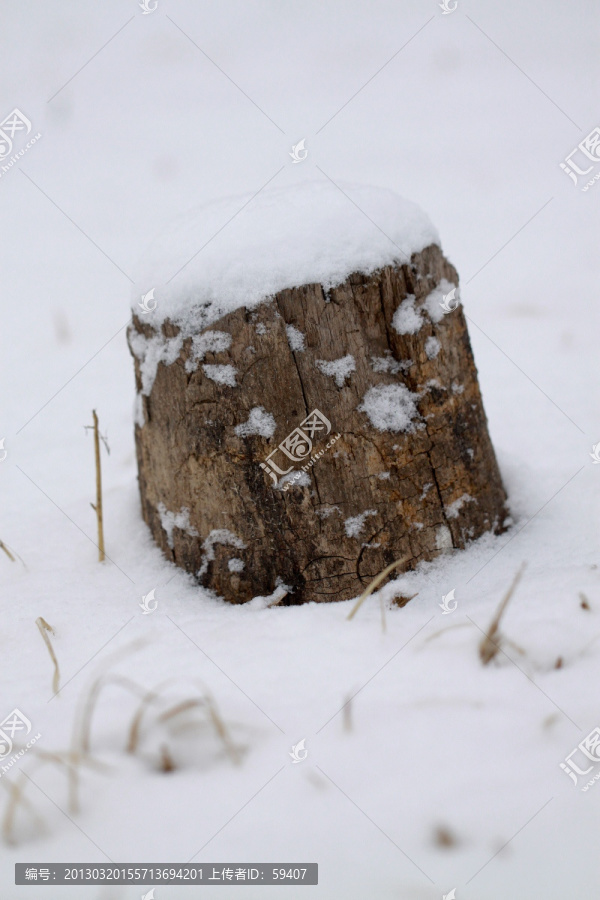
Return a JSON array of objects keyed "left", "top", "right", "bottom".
[{"left": 129, "top": 244, "right": 507, "bottom": 604}]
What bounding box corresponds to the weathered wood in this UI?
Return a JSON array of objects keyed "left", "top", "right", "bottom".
[{"left": 128, "top": 244, "right": 507, "bottom": 604}]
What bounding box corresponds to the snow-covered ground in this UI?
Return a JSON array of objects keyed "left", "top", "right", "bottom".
[{"left": 1, "top": 1, "right": 598, "bottom": 898}]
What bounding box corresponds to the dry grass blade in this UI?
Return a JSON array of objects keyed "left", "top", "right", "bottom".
[
  {"left": 423, "top": 622, "right": 471, "bottom": 644},
  {"left": 158, "top": 698, "right": 206, "bottom": 724},
  {"left": 33, "top": 748, "right": 81, "bottom": 815},
  {"left": 126, "top": 678, "right": 183, "bottom": 754},
  {"left": 0, "top": 540, "right": 16, "bottom": 562},
  {"left": 90, "top": 409, "right": 105, "bottom": 563},
  {"left": 1, "top": 774, "right": 44, "bottom": 844},
  {"left": 347, "top": 556, "right": 411, "bottom": 620},
  {"left": 343, "top": 694, "right": 353, "bottom": 732},
  {"left": 36, "top": 617, "right": 60, "bottom": 694},
  {"left": 159, "top": 744, "right": 175, "bottom": 772},
  {"left": 129, "top": 678, "right": 240, "bottom": 765},
  {"left": 479, "top": 562, "right": 527, "bottom": 665},
  {"left": 205, "top": 695, "right": 241, "bottom": 765},
  {"left": 77, "top": 674, "right": 147, "bottom": 756}
]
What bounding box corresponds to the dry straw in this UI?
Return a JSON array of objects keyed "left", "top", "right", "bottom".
[
  {"left": 347, "top": 555, "right": 412, "bottom": 621},
  {"left": 35, "top": 617, "right": 60, "bottom": 695}
]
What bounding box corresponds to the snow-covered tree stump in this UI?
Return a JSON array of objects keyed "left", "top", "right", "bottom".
[{"left": 128, "top": 183, "right": 507, "bottom": 604}]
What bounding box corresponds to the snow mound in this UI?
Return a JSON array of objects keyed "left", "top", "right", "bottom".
[
  {"left": 316, "top": 354, "right": 356, "bottom": 387},
  {"left": 131, "top": 181, "right": 440, "bottom": 331},
  {"left": 234, "top": 406, "right": 276, "bottom": 438},
  {"left": 392, "top": 295, "right": 422, "bottom": 334},
  {"left": 202, "top": 363, "right": 237, "bottom": 387},
  {"left": 286, "top": 324, "right": 306, "bottom": 352},
  {"left": 358, "top": 384, "right": 420, "bottom": 433}
]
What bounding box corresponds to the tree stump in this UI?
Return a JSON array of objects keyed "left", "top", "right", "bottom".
[{"left": 128, "top": 243, "right": 507, "bottom": 605}]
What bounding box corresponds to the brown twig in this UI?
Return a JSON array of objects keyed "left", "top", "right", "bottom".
[{"left": 35, "top": 617, "right": 60, "bottom": 695}]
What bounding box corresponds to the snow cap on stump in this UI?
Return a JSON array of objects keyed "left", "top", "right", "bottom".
[{"left": 128, "top": 180, "right": 507, "bottom": 605}]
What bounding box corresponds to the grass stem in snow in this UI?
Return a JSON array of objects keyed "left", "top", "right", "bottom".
[{"left": 35, "top": 617, "right": 59, "bottom": 695}]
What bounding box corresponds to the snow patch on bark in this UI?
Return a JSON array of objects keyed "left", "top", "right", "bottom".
[
  {"left": 392, "top": 295, "right": 422, "bottom": 334},
  {"left": 198, "top": 529, "right": 247, "bottom": 577},
  {"left": 446, "top": 493, "right": 475, "bottom": 519},
  {"left": 344, "top": 510, "right": 377, "bottom": 538},
  {"left": 157, "top": 503, "right": 199, "bottom": 550},
  {"left": 234, "top": 406, "right": 276, "bottom": 438},
  {"left": 316, "top": 354, "right": 356, "bottom": 387},
  {"left": 202, "top": 364, "right": 237, "bottom": 387},
  {"left": 128, "top": 329, "right": 183, "bottom": 396},
  {"left": 425, "top": 336, "right": 441, "bottom": 359},
  {"left": 358, "top": 384, "right": 420, "bottom": 433},
  {"left": 185, "top": 330, "right": 232, "bottom": 373},
  {"left": 286, "top": 324, "right": 305, "bottom": 352}
]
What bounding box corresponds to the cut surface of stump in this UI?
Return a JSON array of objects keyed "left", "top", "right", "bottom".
[{"left": 128, "top": 182, "right": 507, "bottom": 604}]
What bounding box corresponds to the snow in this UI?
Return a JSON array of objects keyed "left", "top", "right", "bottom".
[
  {"left": 133, "top": 393, "right": 145, "bottom": 428},
  {"left": 446, "top": 493, "right": 476, "bottom": 519},
  {"left": 435, "top": 524, "right": 454, "bottom": 550},
  {"left": 277, "top": 470, "right": 311, "bottom": 491},
  {"left": 157, "top": 503, "right": 199, "bottom": 550},
  {"left": 392, "top": 294, "right": 423, "bottom": 334},
  {"left": 371, "top": 353, "right": 412, "bottom": 375},
  {"left": 316, "top": 505, "right": 340, "bottom": 519},
  {"left": 420, "top": 482, "right": 434, "bottom": 500},
  {"left": 128, "top": 328, "right": 183, "bottom": 396},
  {"left": 131, "top": 182, "right": 439, "bottom": 334},
  {"left": 315, "top": 354, "right": 356, "bottom": 387},
  {"left": 358, "top": 384, "right": 421, "bottom": 433},
  {"left": 2, "top": 4, "right": 598, "bottom": 898},
  {"left": 185, "top": 330, "right": 232, "bottom": 373},
  {"left": 286, "top": 324, "right": 306, "bottom": 352},
  {"left": 234, "top": 406, "right": 276, "bottom": 439},
  {"left": 202, "top": 363, "right": 238, "bottom": 387},
  {"left": 228, "top": 558, "right": 245, "bottom": 573},
  {"left": 424, "top": 278, "right": 459, "bottom": 324},
  {"left": 197, "top": 529, "right": 247, "bottom": 577},
  {"left": 425, "top": 336, "right": 441, "bottom": 359},
  {"left": 344, "top": 510, "right": 377, "bottom": 538}
]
